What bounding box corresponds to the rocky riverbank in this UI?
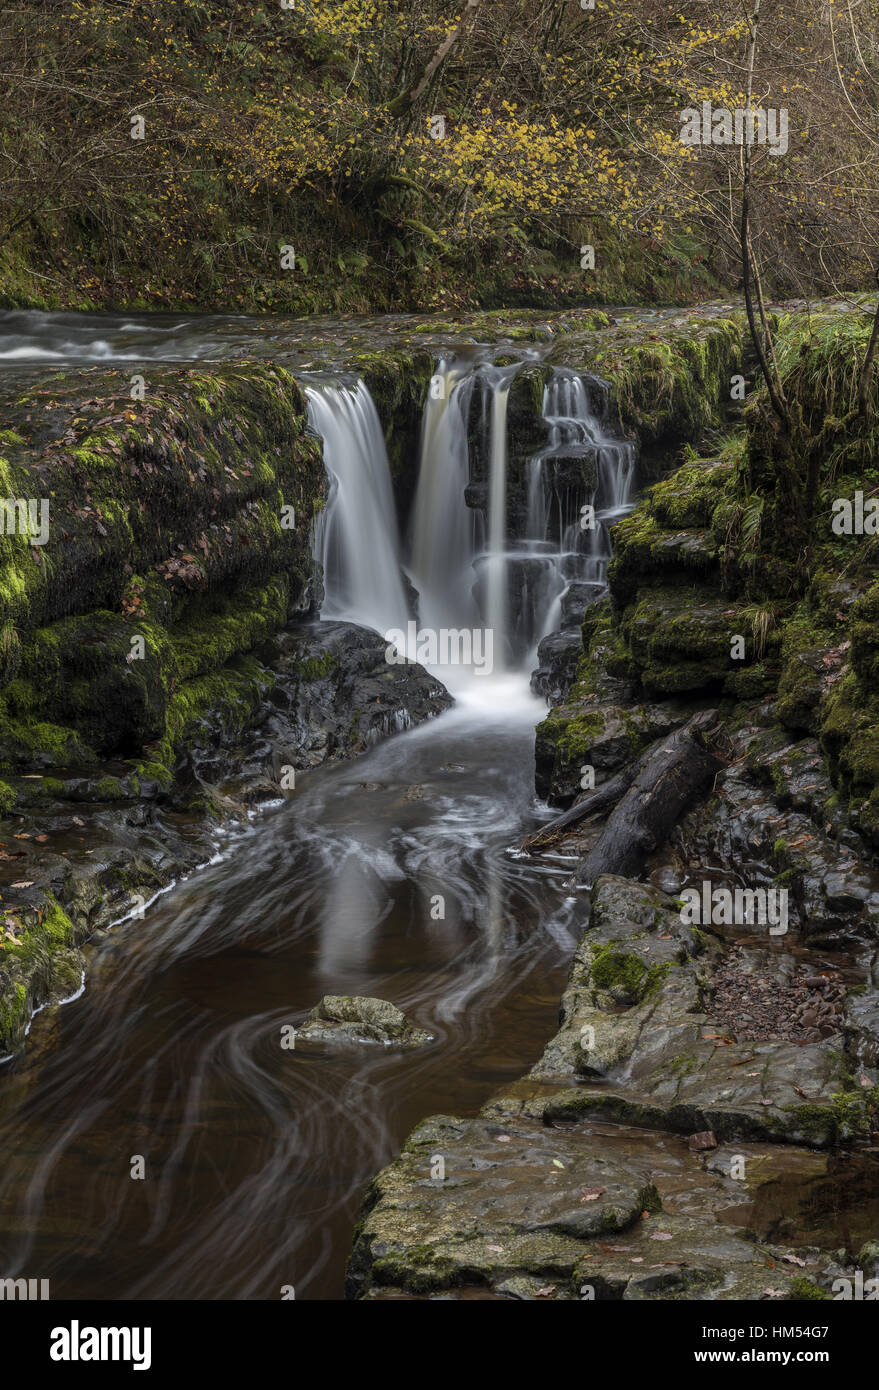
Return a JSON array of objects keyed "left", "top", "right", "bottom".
[{"left": 347, "top": 302, "right": 879, "bottom": 1301}]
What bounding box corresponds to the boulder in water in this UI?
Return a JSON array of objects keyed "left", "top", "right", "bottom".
[{"left": 296, "top": 995, "right": 434, "bottom": 1049}]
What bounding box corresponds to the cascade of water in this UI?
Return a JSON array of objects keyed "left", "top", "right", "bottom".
[
  {"left": 524, "top": 367, "right": 637, "bottom": 651},
  {"left": 408, "top": 360, "right": 479, "bottom": 633},
  {"left": 305, "top": 377, "right": 410, "bottom": 639},
  {"left": 484, "top": 381, "right": 510, "bottom": 672},
  {"left": 304, "top": 359, "right": 635, "bottom": 693}
]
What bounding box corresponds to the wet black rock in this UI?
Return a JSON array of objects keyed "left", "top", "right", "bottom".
[
  {"left": 245, "top": 619, "right": 452, "bottom": 781},
  {"left": 531, "top": 629, "right": 582, "bottom": 704}
]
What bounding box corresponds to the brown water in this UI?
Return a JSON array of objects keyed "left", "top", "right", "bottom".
[{"left": 0, "top": 685, "right": 577, "bottom": 1300}]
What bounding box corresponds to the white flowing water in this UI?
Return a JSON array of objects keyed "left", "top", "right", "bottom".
[
  {"left": 305, "top": 378, "right": 410, "bottom": 639},
  {"left": 484, "top": 381, "right": 511, "bottom": 673},
  {"left": 526, "top": 367, "right": 637, "bottom": 647},
  {"left": 408, "top": 360, "right": 479, "bottom": 636},
  {"left": 405, "top": 358, "right": 638, "bottom": 676}
]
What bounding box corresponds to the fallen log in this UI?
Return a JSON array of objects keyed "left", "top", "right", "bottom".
[
  {"left": 574, "top": 710, "right": 720, "bottom": 886},
  {"left": 520, "top": 766, "right": 638, "bottom": 854}
]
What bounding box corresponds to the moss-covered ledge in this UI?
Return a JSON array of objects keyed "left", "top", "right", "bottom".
[
  {"left": 0, "top": 362, "right": 325, "bottom": 781},
  {"left": 546, "top": 312, "right": 746, "bottom": 449}
]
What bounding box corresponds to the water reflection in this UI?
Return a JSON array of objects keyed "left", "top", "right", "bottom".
[{"left": 0, "top": 688, "right": 575, "bottom": 1299}]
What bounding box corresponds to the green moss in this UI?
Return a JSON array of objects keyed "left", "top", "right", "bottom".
[
  {"left": 539, "top": 707, "right": 606, "bottom": 761},
  {"left": 169, "top": 576, "right": 290, "bottom": 683},
  {"left": 724, "top": 662, "right": 777, "bottom": 699},
  {"left": 0, "top": 779, "right": 16, "bottom": 814},
  {"left": 650, "top": 459, "right": 732, "bottom": 530},
  {"left": 0, "top": 982, "right": 27, "bottom": 1054},
  {"left": 830, "top": 1088, "right": 879, "bottom": 1138},
  {"left": 781, "top": 1088, "right": 877, "bottom": 1147},
  {"left": 0, "top": 699, "right": 95, "bottom": 771},
  {"left": 144, "top": 655, "right": 272, "bottom": 781},
  {"left": 689, "top": 927, "right": 712, "bottom": 955},
  {"left": 668, "top": 1052, "right": 700, "bottom": 1077},
  {"left": 591, "top": 947, "right": 646, "bottom": 995},
  {"left": 788, "top": 1277, "right": 829, "bottom": 1301},
  {"left": 41, "top": 900, "right": 74, "bottom": 946},
  {"left": 93, "top": 776, "right": 125, "bottom": 801},
  {"left": 294, "top": 651, "right": 338, "bottom": 681},
  {"left": 0, "top": 896, "right": 77, "bottom": 1054},
  {"left": 588, "top": 944, "right": 670, "bottom": 1002},
  {"left": 0, "top": 364, "right": 325, "bottom": 782},
  {"left": 588, "top": 318, "right": 744, "bottom": 445}
]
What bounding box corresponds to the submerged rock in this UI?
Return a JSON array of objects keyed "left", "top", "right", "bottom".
[{"left": 297, "top": 995, "right": 434, "bottom": 1049}]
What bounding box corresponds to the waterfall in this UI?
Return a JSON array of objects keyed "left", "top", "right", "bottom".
[
  {"left": 525, "top": 367, "right": 636, "bottom": 650},
  {"left": 305, "top": 377, "right": 410, "bottom": 639},
  {"left": 304, "top": 359, "right": 635, "bottom": 696},
  {"left": 484, "top": 382, "right": 510, "bottom": 673},
  {"left": 408, "top": 360, "right": 479, "bottom": 633}
]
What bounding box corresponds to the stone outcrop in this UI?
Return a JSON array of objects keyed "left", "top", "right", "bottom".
[
  {"left": 346, "top": 874, "right": 879, "bottom": 1299},
  {"left": 296, "top": 995, "right": 434, "bottom": 1050}
]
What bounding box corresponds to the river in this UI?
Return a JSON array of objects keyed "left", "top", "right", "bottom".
[{"left": 0, "top": 310, "right": 632, "bottom": 1299}]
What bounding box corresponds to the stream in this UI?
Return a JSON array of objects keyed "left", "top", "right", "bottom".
[
  {"left": 0, "top": 680, "right": 577, "bottom": 1299},
  {"left": 0, "top": 311, "right": 637, "bottom": 1299}
]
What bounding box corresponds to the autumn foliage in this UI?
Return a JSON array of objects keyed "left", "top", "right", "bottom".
[{"left": 0, "top": 0, "right": 876, "bottom": 311}]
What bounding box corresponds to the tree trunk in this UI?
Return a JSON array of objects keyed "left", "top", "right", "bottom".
[
  {"left": 858, "top": 278, "right": 879, "bottom": 415},
  {"left": 574, "top": 711, "right": 720, "bottom": 886},
  {"left": 386, "top": 4, "right": 475, "bottom": 118},
  {"left": 739, "top": 0, "right": 789, "bottom": 430},
  {"left": 520, "top": 764, "right": 637, "bottom": 854}
]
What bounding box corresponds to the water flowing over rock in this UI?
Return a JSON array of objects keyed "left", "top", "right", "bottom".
[
  {"left": 306, "top": 377, "right": 411, "bottom": 638},
  {"left": 408, "top": 359, "right": 480, "bottom": 635}
]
